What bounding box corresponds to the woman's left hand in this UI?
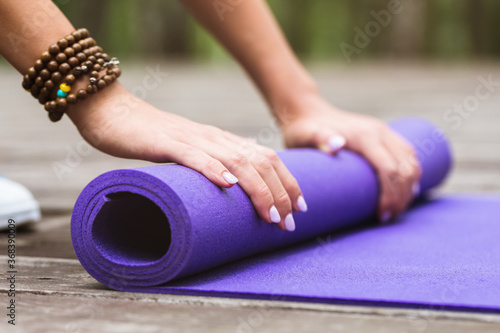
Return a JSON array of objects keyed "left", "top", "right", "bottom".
[{"left": 279, "top": 97, "right": 421, "bottom": 222}]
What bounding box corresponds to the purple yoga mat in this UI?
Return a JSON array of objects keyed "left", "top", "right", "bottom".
[{"left": 71, "top": 117, "right": 500, "bottom": 312}]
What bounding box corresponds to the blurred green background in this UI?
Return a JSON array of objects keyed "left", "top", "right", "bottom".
[{"left": 57, "top": 0, "right": 499, "bottom": 62}]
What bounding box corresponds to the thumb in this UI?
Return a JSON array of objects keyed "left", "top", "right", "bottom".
[
  {"left": 283, "top": 123, "right": 346, "bottom": 154},
  {"left": 314, "top": 127, "right": 347, "bottom": 154}
]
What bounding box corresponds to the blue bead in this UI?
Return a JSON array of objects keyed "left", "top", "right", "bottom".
[{"left": 57, "top": 89, "right": 68, "bottom": 98}]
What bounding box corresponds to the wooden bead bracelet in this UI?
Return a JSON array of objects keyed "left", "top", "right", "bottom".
[
  {"left": 22, "top": 28, "right": 121, "bottom": 122},
  {"left": 23, "top": 44, "right": 100, "bottom": 103}
]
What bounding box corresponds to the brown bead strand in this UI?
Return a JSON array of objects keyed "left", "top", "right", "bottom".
[
  {"left": 57, "top": 52, "right": 119, "bottom": 105},
  {"left": 32, "top": 44, "right": 100, "bottom": 104},
  {"left": 46, "top": 52, "right": 120, "bottom": 121},
  {"left": 22, "top": 29, "right": 93, "bottom": 96},
  {"left": 22, "top": 28, "right": 120, "bottom": 122}
]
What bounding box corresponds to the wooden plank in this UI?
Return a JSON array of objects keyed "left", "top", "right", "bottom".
[{"left": 0, "top": 256, "right": 499, "bottom": 333}]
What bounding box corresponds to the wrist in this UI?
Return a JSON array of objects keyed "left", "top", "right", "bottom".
[
  {"left": 254, "top": 57, "right": 323, "bottom": 124},
  {"left": 268, "top": 81, "right": 321, "bottom": 122},
  {"left": 66, "top": 80, "right": 124, "bottom": 130}
]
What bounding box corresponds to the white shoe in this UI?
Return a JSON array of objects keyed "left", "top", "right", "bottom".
[{"left": 0, "top": 177, "right": 41, "bottom": 230}]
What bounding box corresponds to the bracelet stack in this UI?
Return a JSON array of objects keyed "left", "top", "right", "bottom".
[{"left": 21, "top": 28, "right": 121, "bottom": 122}]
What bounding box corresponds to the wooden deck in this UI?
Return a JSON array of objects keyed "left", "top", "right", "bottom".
[{"left": 1, "top": 61, "right": 499, "bottom": 332}]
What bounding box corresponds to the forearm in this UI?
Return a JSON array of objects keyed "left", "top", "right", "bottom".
[
  {"left": 0, "top": 0, "right": 121, "bottom": 128},
  {"left": 0, "top": 0, "right": 75, "bottom": 74},
  {"left": 180, "top": 0, "right": 319, "bottom": 121}
]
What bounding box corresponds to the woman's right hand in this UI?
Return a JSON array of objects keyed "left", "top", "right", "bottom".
[{"left": 67, "top": 83, "right": 306, "bottom": 232}]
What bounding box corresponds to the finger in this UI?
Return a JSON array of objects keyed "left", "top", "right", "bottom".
[
  {"left": 170, "top": 143, "right": 239, "bottom": 188},
  {"left": 358, "top": 140, "right": 401, "bottom": 223},
  {"left": 313, "top": 127, "right": 347, "bottom": 154},
  {"left": 220, "top": 151, "right": 282, "bottom": 226},
  {"left": 184, "top": 136, "right": 284, "bottom": 226},
  {"left": 224, "top": 138, "right": 303, "bottom": 231},
  {"left": 216, "top": 132, "right": 305, "bottom": 215},
  {"left": 259, "top": 147, "right": 307, "bottom": 213},
  {"left": 247, "top": 152, "right": 294, "bottom": 231},
  {"left": 197, "top": 132, "right": 299, "bottom": 231},
  {"left": 386, "top": 131, "right": 422, "bottom": 185},
  {"left": 391, "top": 156, "right": 413, "bottom": 219},
  {"left": 390, "top": 131, "right": 422, "bottom": 192},
  {"left": 284, "top": 124, "right": 346, "bottom": 154},
  {"left": 228, "top": 135, "right": 305, "bottom": 221},
  {"left": 384, "top": 133, "right": 421, "bottom": 216}
]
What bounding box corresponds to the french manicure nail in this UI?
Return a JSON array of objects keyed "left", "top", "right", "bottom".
[
  {"left": 222, "top": 171, "right": 238, "bottom": 184},
  {"left": 412, "top": 182, "right": 420, "bottom": 197},
  {"left": 269, "top": 205, "right": 281, "bottom": 223},
  {"left": 284, "top": 213, "right": 295, "bottom": 232},
  {"left": 297, "top": 195, "right": 308, "bottom": 212},
  {"left": 328, "top": 135, "right": 346, "bottom": 152},
  {"left": 381, "top": 211, "right": 391, "bottom": 224}
]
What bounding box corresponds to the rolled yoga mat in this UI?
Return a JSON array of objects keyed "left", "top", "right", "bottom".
[{"left": 71, "top": 117, "right": 500, "bottom": 312}]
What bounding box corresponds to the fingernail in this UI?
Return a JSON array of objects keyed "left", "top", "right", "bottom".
[
  {"left": 269, "top": 205, "right": 281, "bottom": 223},
  {"left": 222, "top": 171, "right": 238, "bottom": 184},
  {"left": 412, "top": 182, "right": 421, "bottom": 197},
  {"left": 297, "top": 195, "right": 308, "bottom": 212},
  {"left": 380, "top": 211, "right": 391, "bottom": 224},
  {"left": 284, "top": 213, "right": 295, "bottom": 232},
  {"left": 328, "top": 135, "right": 346, "bottom": 152}
]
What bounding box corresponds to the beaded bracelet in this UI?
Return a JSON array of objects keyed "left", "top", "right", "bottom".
[
  {"left": 47, "top": 54, "right": 121, "bottom": 122},
  {"left": 22, "top": 28, "right": 121, "bottom": 122},
  {"left": 24, "top": 42, "right": 100, "bottom": 104}
]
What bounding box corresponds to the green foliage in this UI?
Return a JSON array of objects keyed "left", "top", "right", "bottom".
[
  {"left": 55, "top": 0, "right": 500, "bottom": 62},
  {"left": 426, "top": 0, "right": 471, "bottom": 59},
  {"left": 186, "top": 18, "right": 230, "bottom": 62}
]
